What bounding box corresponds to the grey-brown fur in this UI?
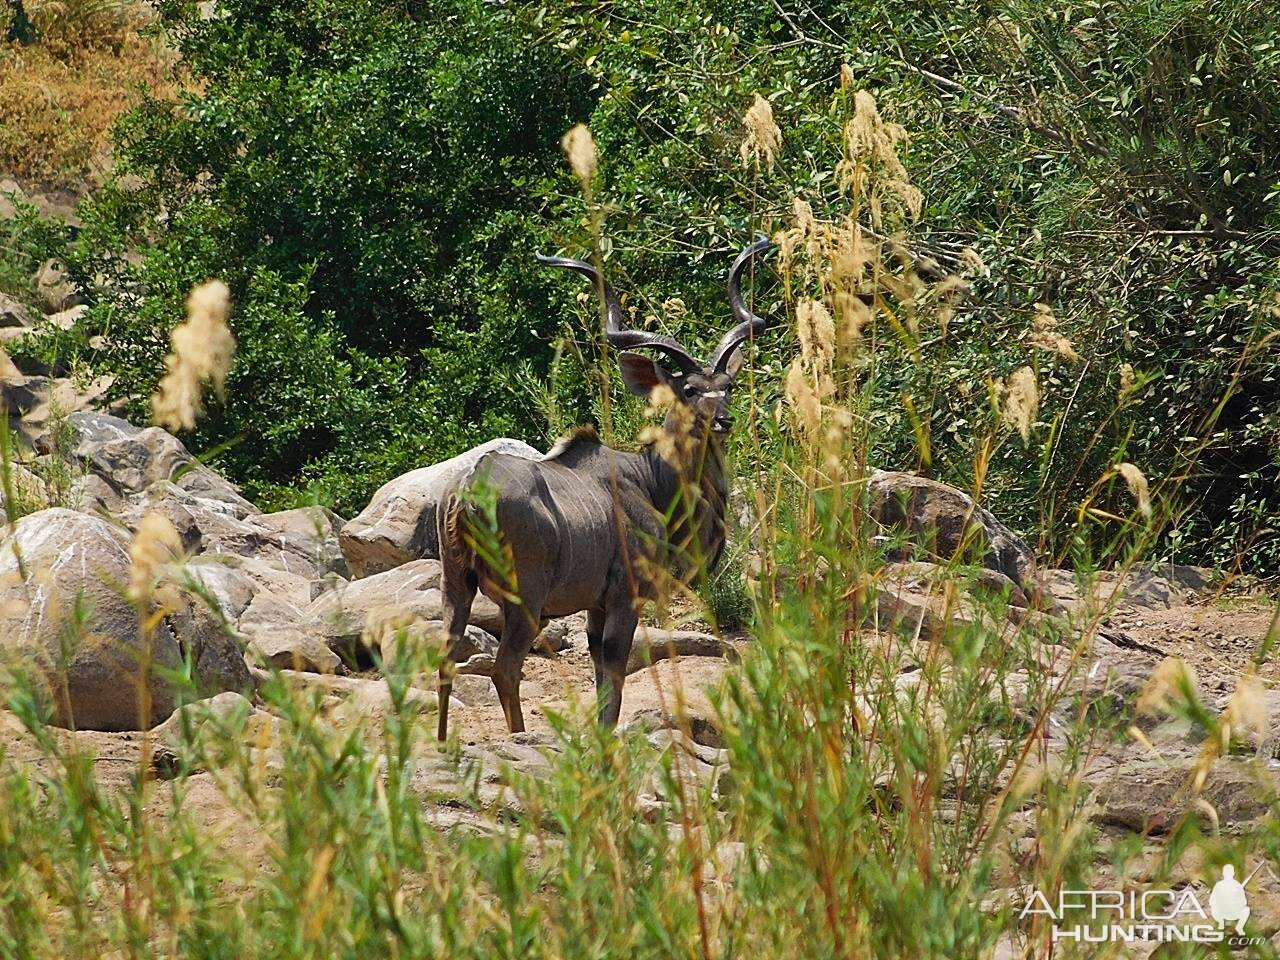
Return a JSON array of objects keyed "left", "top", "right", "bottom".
[{"left": 436, "top": 239, "right": 772, "bottom": 739}]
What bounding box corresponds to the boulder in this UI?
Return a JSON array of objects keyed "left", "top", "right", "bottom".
[
  {"left": 0, "top": 509, "right": 249, "bottom": 730},
  {"left": 0, "top": 463, "right": 51, "bottom": 513},
  {"left": 181, "top": 557, "right": 259, "bottom": 624},
  {"left": 118, "top": 490, "right": 345, "bottom": 583},
  {"left": 164, "top": 590, "right": 255, "bottom": 696},
  {"left": 305, "top": 559, "right": 505, "bottom": 661},
  {"left": 626, "top": 629, "right": 737, "bottom": 675},
  {"left": 46, "top": 304, "right": 87, "bottom": 331},
  {"left": 339, "top": 437, "right": 541, "bottom": 578},
  {"left": 0, "top": 293, "right": 33, "bottom": 328},
  {"left": 57, "top": 412, "right": 258, "bottom": 520},
  {"left": 3, "top": 374, "right": 113, "bottom": 450},
  {"left": 34, "top": 258, "right": 80, "bottom": 313},
  {"left": 1093, "top": 758, "right": 1277, "bottom": 833},
  {"left": 232, "top": 556, "right": 318, "bottom": 607},
  {"left": 376, "top": 619, "right": 497, "bottom": 673},
  {"left": 239, "top": 591, "right": 344, "bottom": 674},
  {"left": 0, "top": 179, "right": 26, "bottom": 220},
  {"left": 867, "top": 471, "right": 1036, "bottom": 588},
  {"left": 248, "top": 506, "right": 348, "bottom": 578}
]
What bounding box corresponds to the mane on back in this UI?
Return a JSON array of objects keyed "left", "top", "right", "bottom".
[{"left": 542, "top": 425, "right": 604, "bottom": 466}]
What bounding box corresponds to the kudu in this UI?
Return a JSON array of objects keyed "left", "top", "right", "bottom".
[{"left": 435, "top": 237, "right": 773, "bottom": 740}]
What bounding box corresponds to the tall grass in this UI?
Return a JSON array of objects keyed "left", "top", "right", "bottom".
[{"left": 0, "top": 85, "right": 1275, "bottom": 960}]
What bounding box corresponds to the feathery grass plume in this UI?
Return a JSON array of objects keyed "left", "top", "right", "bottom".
[
  {"left": 637, "top": 383, "right": 693, "bottom": 465},
  {"left": 1028, "top": 302, "right": 1080, "bottom": 362},
  {"left": 128, "top": 512, "right": 184, "bottom": 606},
  {"left": 660, "top": 297, "right": 688, "bottom": 323},
  {"left": 152, "top": 280, "right": 236, "bottom": 432},
  {"left": 1118, "top": 362, "right": 1137, "bottom": 403},
  {"left": 933, "top": 274, "right": 968, "bottom": 336},
  {"left": 560, "top": 123, "right": 597, "bottom": 192},
  {"left": 784, "top": 360, "right": 821, "bottom": 435},
  {"left": 836, "top": 290, "right": 873, "bottom": 344},
  {"left": 795, "top": 298, "right": 835, "bottom": 372},
  {"left": 959, "top": 246, "right": 987, "bottom": 276},
  {"left": 1220, "top": 672, "right": 1268, "bottom": 748},
  {"left": 739, "top": 94, "right": 782, "bottom": 170},
  {"left": 1136, "top": 657, "right": 1197, "bottom": 717},
  {"left": 1114, "top": 462, "right": 1152, "bottom": 518},
  {"left": 837, "top": 89, "right": 922, "bottom": 226},
  {"left": 1000, "top": 366, "right": 1038, "bottom": 443},
  {"left": 983, "top": 15, "right": 1027, "bottom": 64},
  {"left": 829, "top": 215, "right": 871, "bottom": 290}
]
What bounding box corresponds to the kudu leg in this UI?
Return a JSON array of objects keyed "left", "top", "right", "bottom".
[
  {"left": 437, "top": 573, "right": 476, "bottom": 742},
  {"left": 594, "top": 608, "right": 638, "bottom": 728},
  {"left": 493, "top": 602, "right": 542, "bottom": 734}
]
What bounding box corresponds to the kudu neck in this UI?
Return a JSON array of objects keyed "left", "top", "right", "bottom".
[{"left": 641, "top": 414, "right": 730, "bottom": 577}]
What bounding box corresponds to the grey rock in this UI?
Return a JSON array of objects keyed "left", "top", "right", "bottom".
[
  {"left": 46, "top": 304, "right": 87, "bottom": 330},
  {"left": 1093, "top": 758, "right": 1276, "bottom": 833},
  {"left": 626, "top": 629, "right": 736, "bottom": 675},
  {"left": 240, "top": 591, "right": 344, "bottom": 674},
  {"left": 4, "top": 374, "right": 113, "bottom": 450},
  {"left": 34, "top": 259, "right": 80, "bottom": 313},
  {"left": 867, "top": 471, "right": 1036, "bottom": 588},
  {"left": 59, "top": 412, "right": 258, "bottom": 520},
  {"left": 339, "top": 437, "right": 541, "bottom": 578},
  {"left": 378, "top": 620, "right": 497, "bottom": 673},
  {"left": 0, "top": 509, "right": 248, "bottom": 730},
  {"left": 304, "top": 559, "right": 505, "bottom": 660},
  {"left": 250, "top": 506, "right": 348, "bottom": 578},
  {"left": 0, "top": 293, "right": 33, "bottom": 328},
  {"left": 0, "top": 179, "right": 26, "bottom": 219}
]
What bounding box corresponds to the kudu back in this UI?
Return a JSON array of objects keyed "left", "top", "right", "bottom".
[{"left": 436, "top": 238, "right": 773, "bottom": 740}]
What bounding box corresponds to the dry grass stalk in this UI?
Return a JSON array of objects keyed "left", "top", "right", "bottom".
[
  {"left": 837, "top": 90, "right": 922, "bottom": 226},
  {"left": 560, "top": 123, "right": 598, "bottom": 191},
  {"left": 1000, "top": 366, "right": 1038, "bottom": 442},
  {"left": 1220, "top": 672, "right": 1267, "bottom": 747},
  {"left": 127, "top": 512, "right": 184, "bottom": 606},
  {"left": 637, "top": 384, "right": 694, "bottom": 466},
  {"left": 1114, "top": 462, "right": 1152, "bottom": 518},
  {"left": 152, "top": 280, "right": 236, "bottom": 432},
  {"left": 784, "top": 360, "right": 822, "bottom": 435},
  {"left": 740, "top": 94, "right": 783, "bottom": 170},
  {"left": 1136, "top": 657, "right": 1196, "bottom": 717},
  {"left": 958, "top": 247, "right": 987, "bottom": 276},
  {"left": 1027, "top": 303, "right": 1080, "bottom": 362},
  {"left": 1118, "top": 363, "right": 1136, "bottom": 403}
]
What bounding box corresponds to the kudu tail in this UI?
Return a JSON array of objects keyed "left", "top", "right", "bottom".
[{"left": 436, "top": 489, "right": 478, "bottom": 742}]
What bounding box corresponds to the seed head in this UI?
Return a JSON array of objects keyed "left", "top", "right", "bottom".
[
  {"left": 152, "top": 280, "right": 236, "bottom": 432},
  {"left": 128, "top": 512, "right": 184, "bottom": 605},
  {"left": 740, "top": 94, "right": 783, "bottom": 170},
  {"left": 1137, "top": 657, "right": 1196, "bottom": 717},
  {"left": 561, "top": 124, "right": 598, "bottom": 190},
  {"left": 1114, "top": 462, "right": 1152, "bottom": 518},
  {"left": 1028, "top": 303, "right": 1080, "bottom": 362},
  {"left": 1000, "top": 366, "right": 1038, "bottom": 443}
]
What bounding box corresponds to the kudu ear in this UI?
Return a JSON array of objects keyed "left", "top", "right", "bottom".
[{"left": 618, "top": 351, "right": 674, "bottom": 397}]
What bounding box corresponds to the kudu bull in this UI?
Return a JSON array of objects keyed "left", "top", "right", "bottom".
[{"left": 435, "top": 237, "right": 773, "bottom": 740}]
